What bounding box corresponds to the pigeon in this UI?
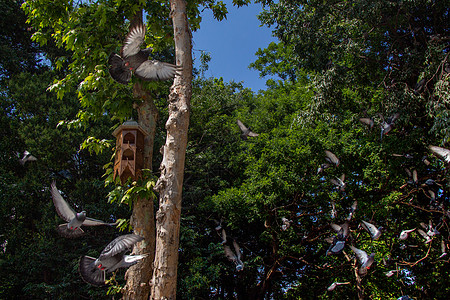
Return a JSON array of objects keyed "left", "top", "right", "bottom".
[
  {"left": 385, "top": 270, "right": 399, "bottom": 277},
  {"left": 108, "top": 22, "right": 182, "bottom": 84},
  {"left": 349, "top": 245, "right": 375, "bottom": 276},
  {"left": 330, "top": 201, "right": 337, "bottom": 219},
  {"left": 420, "top": 221, "right": 440, "bottom": 237},
  {"left": 393, "top": 153, "right": 414, "bottom": 159},
  {"left": 236, "top": 119, "right": 259, "bottom": 140},
  {"left": 324, "top": 150, "right": 340, "bottom": 167},
  {"left": 429, "top": 145, "right": 450, "bottom": 164},
  {"left": 360, "top": 220, "right": 382, "bottom": 240},
  {"left": 399, "top": 228, "right": 416, "bottom": 240},
  {"left": 223, "top": 239, "right": 245, "bottom": 271},
  {"left": 79, "top": 234, "right": 146, "bottom": 286},
  {"left": 330, "top": 174, "right": 346, "bottom": 191},
  {"left": 359, "top": 117, "right": 374, "bottom": 129},
  {"left": 417, "top": 229, "right": 432, "bottom": 244},
  {"left": 51, "top": 181, "right": 116, "bottom": 238},
  {"left": 317, "top": 163, "right": 331, "bottom": 174},
  {"left": 327, "top": 281, "right": 350, "bottom": 291},
  {"left": 327, "top": 222, "right": 349, "bottom": 255},
  {"left": 18, "top": 150, "right": 37, "bottom": 165},
  {"left": 281, "top": 217, "right": 292, "bottom": 231},
  {"left": 438, "top": 239, "right": 447, "bottom": 259},
  {"left": 380, "top": 113, "right": 400, "bottom": 140},
  {"left": 346, "top": 201, "right": 357, "bottom": 221}
]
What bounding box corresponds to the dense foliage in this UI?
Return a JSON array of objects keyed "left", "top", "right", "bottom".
[{"left": 1, "top": 0, "right": 449, "bottom": 299}]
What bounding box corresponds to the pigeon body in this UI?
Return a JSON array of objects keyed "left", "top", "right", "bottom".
[
  {"left": 429, "top": 145, "right": 450, "bottom": 164},
  {"left": 217, "top": 227, "right": 244, "bottom": 271},
  {"left": 79, "top": 234, "right": 145, "bottom": 286},
  {"left": 380, "top": 113, "right": 400, "bottom": 140},
  {"left": 324, "top": 150, "right": 340, "bottom": 167},
  {"left": 281, "top": 217, "right": 292, "bottom": 231},
  {"left": 399, "top": 228, "right": 416, "bottom": 240},
  {"left": 349, "top": 245, "right": 375, "bottom": 276},
  {"left": 109, "top": 22, "right": 181, "bottom": 84},
  {"left": 51, "top": 181, "right": 115, "bottom": 238},
  {"left": 360, "top": 220, "right": 382, "bottom": 240},
  {"left": 359, "top": 117, "right": 374, "bottom": 129},
  {"left": 19, "top": 150, "right": 37, "bottom": 165},
  {"left": 236, "top": 119, "right": 259, "bottom": 140},
  {"left": 417, "top": 229, "right": 432, "bottom": 244},
  {"left": 327, "top": 222, "right": 349, "bottom": 255},
  {"left": 330, "top": 174, "right": 346, "bottom": 191}
]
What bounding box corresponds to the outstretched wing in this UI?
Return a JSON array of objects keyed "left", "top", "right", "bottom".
[
  {"left": 236, "top": 119, "right": 248, "bottom": 133},
  {"left": 223, "top": 245, "right": 237, "bottom": 262},
  {"left": 121, "top": 23, "right": 145, "bottom": 58},
  {"left": 100, "top": 234, "right": 143, "bottom": 259},
  {"left": 350, "top": 245, "right": 368, "bottom": 265},
  {"left": 429, "top": 145, "right": 450, "bottom": 163},
  {"left": 50, "top": 181, "right": 76, "bottom": 222},
  {"left": 325, "top": 150, "right": 339, "bottom": 166},
  {"left": 108, "top": 53, "right": 132, "bottom": 84},
  {"left": 79, "top": 256, "right": 106, "bottom": 286},
  {"left": 134, "top": 60, "right": 182, "bottom": 81},
  {"left": 83, "top": 217, "right": 114, "bottom": 227}
]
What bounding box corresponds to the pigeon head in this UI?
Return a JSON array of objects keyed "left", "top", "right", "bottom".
[{"left": 76, "top": 211, "right": 87, "bottom": 222}]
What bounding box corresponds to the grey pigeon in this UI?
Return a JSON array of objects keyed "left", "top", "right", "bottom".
[
  {"left": 51, "top": 181, "right": 116, "bottom": 238},
  {"left": 18, "top": 150, "right": 37, "bottom": 165},
  {"left": 108, "top": 22, "right": 182, "bottom": 84},
  {"left": 324, "top": 150, "right": 340, "bottom": 167},
  {"left": 217, "top": 227, "right": 244, "bottom": 271},
  {"left": 327, "top": 222, "right": 349, "bottom": 255},
  {"left": 380, "top": 113, "right": 400, "bottom": 140},
  {"left": 79, "top": 234, "right": 146, "bottom": 286},
  {"left": 399, "top": 228, "right": 416, "bottom": 240},
  {"left": 417, "top": 229, "right": 432, "bottom": 244},
  {"left": 438, "top": 239, "right": 447, "bottom": 259},
  {"left": 359, "top": 117, "right": 374, "bottom": 129},
  {"left": 330, "top": 174, "right": 346, "bottom": 191},
  {"left": 349, "top": 245, "right": 375, "bottom": 276},
  {"left": 385, "top": 270, "right": 399, "bottom": 277},
  {"left": 429, "top": 145, "right": 450, "bottom": 164},
  {"left": 420, "top": 220, "right": 440, "bottom": 237},
  {"left": 281, "top": 217, "right": 292, "bottom": 231},
  {"left": 317, "top": 163, "right": 331, "bottom": 174},
  {"left": 327, "top": 281, "right": 350, "bottom": 291},
  {"left": 236, "top": 119, "right": 259, "bottom": 140},
  {"left": 360, "top": 220, "right": 382, "bottom": 240},
  {"left": 330, "top": 201, "right": 337, "bottom": 219}
]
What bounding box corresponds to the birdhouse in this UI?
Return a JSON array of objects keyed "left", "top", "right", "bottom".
[{"left": 112, "top": 120, "right": 148, "bottom": 184}]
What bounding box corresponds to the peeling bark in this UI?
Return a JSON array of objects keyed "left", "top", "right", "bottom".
[
  {"left": 150, "top": 0, "right": 192, "bottom": 298},
  {"left": 122, "top": 82, "right": 158, "bottom": 300}
]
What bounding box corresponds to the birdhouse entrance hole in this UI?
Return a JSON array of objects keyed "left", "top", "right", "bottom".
[
  {"left": 123, "top": 132, "right": 135, "bottom": 144},
  {"left": 122, "top": 149, "right": 134, "bottom": 161}
]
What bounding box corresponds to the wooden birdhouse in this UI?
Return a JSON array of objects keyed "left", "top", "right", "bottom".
[{"left": 112, "top": 120, "right": 148, "bottom": 184}]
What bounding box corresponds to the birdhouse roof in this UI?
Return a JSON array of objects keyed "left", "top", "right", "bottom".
[{"left": 112, "top": 120, "right": 149, "bottom": 137}]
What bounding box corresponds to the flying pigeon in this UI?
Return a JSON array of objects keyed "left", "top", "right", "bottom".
[
  {"left": 380, "top": 113, "right": 400, "bottom": 140},
  {"left": 330, "top": 174, "right": 346, "bottom": 191},
  {"left": 18, "top": 150, "right": 37, "bottom": 165},
  {"left": 360, "top": 220, "right": 382, "bottom": 240},
  {"left": 317, "top": 163, "right": 331, "bottom": 174},
  {"left": 281, "top": 217, "right": 292, "bottom": 231},
  {"left": 420, "top": 220, "right": 440, "bottom": 237},
  {"left": 79, "top": 234, "right": 146, "bottom": 286},
  {"left": 392, "top": 153, "right": 414, "bottom": 159},
  {"left": 236, "top": 119, "right": 259, "bottom": 140},
  {"left": 385, "top": 270, "right": 399, "bottom": 277},
  {"left": 438, "top": 239, "right": 447, "bottom": 259},
  {"left": 417, "top": 229, "right": 432, "bottom": 244},
  {"left": 324, "top": 150, "right": 340, "bottom": 167},
  {"left": 330, "top": 201, "right": 337, "bottom": 219},
  {"left": 429, "top": 145, "right": 450, "bottom": 164},
  {"left": 349, "top": 245, "right": 375, "bottom": 276},
  {"left": 51, "top": 181, "right": 116, "bottom": 238},
  {"left": 108, "top": 22, "right": 182, "bottom": 84},
  {"left": 223, "top": 239, "right": 245, "bottom": 271},
  {"left": 399, "top": 228, "right": 416, "bottom": 240},
  {"left": 359, "top": 117, "right": 374, "bottom": 129},
  {"left": 326, "top": 222, "right": 349, "bottom": 255},
  {"left": 327, "top": 281, "right": 350, "bottom": 291},
  {"left": 346, "top": 201, "right": 357, "bottom": 221}
]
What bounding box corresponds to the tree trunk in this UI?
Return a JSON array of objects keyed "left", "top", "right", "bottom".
[
  {"left": 150, "top": 0, "right": 192, "bottom": 298},
  {"left": 122, "top": 82, "right": 158, "bottom": 300}
]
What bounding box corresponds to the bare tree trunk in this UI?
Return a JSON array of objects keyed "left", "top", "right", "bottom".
[
  {"left": 122, "top": 83, "right": 158, "bottom": 300},
  {"left": 151, "top": 0, "right": 192, "bottom": 298}
]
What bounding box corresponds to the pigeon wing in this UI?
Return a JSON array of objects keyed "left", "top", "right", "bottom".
[
  {"left": 325, "top": 150, "right": 339, "bottom": 166},
  {"left": 236, "top": 119, "right": 249, "bottom": 133},
  {"left": 51, "top": 181, "right": 76, "bottom": 222},
  {"left": 100, "top": 234, "right": 143, "bottom": 259},
  {"left": 121, "top": 23, "right": 145, "bottom": 58},
  {"left": 350, "top": 245, "right": 368, "bottom": 265},
  {"left": 134, "top": 60, "right": 181, "bottom": 81},
  {"left": 57, "top": 224, "right": 85, "bottom": 238},
  {"left": 247, "top": 130, "right": 259, "bottom": 137},
  {"left": 108, "top": 53, "right": 132, "bottom": 84},
  {"left": 223, "top": 245, "right": 237, "bottom": 262},
  {"left": 232, "top": 240, "right": 242, "bottom": 261},
  {"left": 429, "top": 145, "right": 450, "bottom": 163},
  {"left": 79, "top": 256, "right": 106, "bottom": 286},
  {"left": 83, "top": 217, "right": 112, "bottom": 227}
]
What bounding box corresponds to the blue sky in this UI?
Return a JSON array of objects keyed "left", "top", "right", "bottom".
[{"left": 192, "top": 1, "right": 278, "bottom": 92}]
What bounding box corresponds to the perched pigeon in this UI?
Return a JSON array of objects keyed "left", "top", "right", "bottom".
[
  {"left": 327, "top": 222, "right": 349, "bottom": 255},
  {"left": 327, "top": 281, "right": 350, "bottom": 291},
  {"left": 79, "top": 234, "right": 146, "bottom": 286},
  {"left": 349, "top": 245, "right": 375, "bottom": 276},
  {"left": 380, "top": 113, "right": 400, "bottom": 140},
  {"left": 18, "top": 150, "right": 37, "bottom": 165},
  {"left": 324, "top": 150, "right": 340, "bottom": 167},
  {"left": 359, "top": 117, "right": 374, "bottom": 129},
  {"left": 281, "top": 217, "right": 292, "bottom": 231},
  {"left": 429, "top": 145, "right": 450, "bottom": 164},
  {"left": 360, "top": 220, "right": 382, "bottom": 240},
  {"left": 330, "top": 174, "right": 346, "bottom": 191},
  {"left": 417, "top": 229, "right": 432, "bottom": 244},
  {"left": 108, "top": 22, "right": 182, "bottom": 84},
  {"left": 51, "top": 181, "right": 116, "bottom": 238},
  {"left": 399, "top": 228, "right": 416, "bottom": 240},
  {"left": 236, "top": 119, "right": 259, "bottom": 140}
]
